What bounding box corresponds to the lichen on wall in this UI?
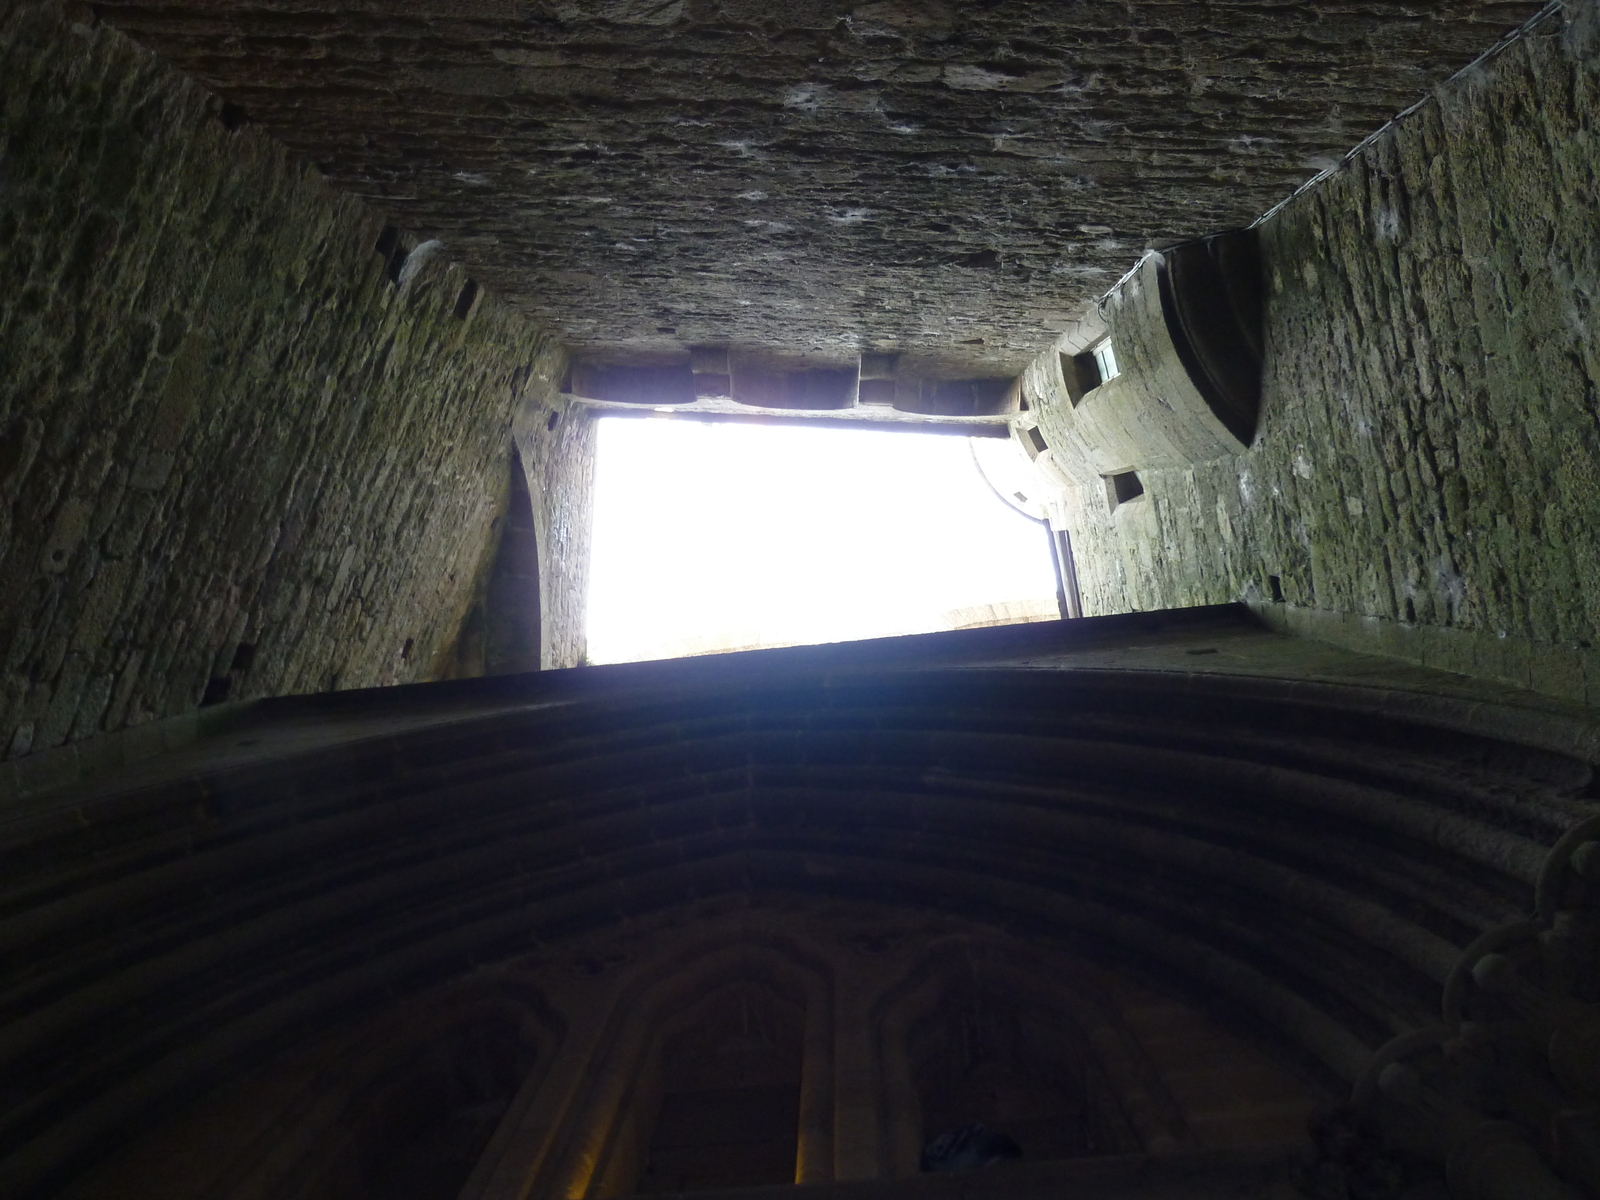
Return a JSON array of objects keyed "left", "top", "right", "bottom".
[
  {"left": 0, "top": 0, "right": 587, "bottom": 763},
  {"left": 1029, "top": 4, "right": 1600, "bottom": 696}
]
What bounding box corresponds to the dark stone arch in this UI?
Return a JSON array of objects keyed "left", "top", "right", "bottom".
[
  {"left": 5, "top": 626, "right": 1597, "bottom": 1197},
  {"left": 158, "top": 978, "right": 565, "bottom": 1200},
  {"left": 518, "top": 935, "right": 840, "bottom": 1200},
  {"left": 869, "top": 937, "right": 1196, "bottom": 1173}
]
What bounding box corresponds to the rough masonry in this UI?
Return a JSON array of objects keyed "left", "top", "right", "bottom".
[
  {"left": 0, "top": 0, "right": 591, "bottom": 765},
  {"left": 88, "top": 0, "right": 1544, "bottom": 377},
  {"left": 1029, "top": 4, "right": 1600, "bottom": 698}
]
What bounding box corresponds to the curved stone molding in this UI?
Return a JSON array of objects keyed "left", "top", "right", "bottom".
[
  {"left": 1338, "top": 824, "right": 1600, "bottom": 1198},
  {"left": 2, "top": 627, "right": 1597, "bottom": 1197},
  {"left": 868, "top": 939, "right": 1195, "bottom": 1175},
  {"left": 220, "top": 981, "right": 563, "bottom": 1200},
  {"left": 1155, "top": 232, "right": 1264, "bottom": 447}
]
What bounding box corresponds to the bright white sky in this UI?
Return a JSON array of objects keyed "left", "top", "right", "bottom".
[{"left": 586, "top": 418, "right": 1059, "bottom": 664}]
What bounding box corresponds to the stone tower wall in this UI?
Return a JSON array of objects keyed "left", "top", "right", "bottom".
[
  {"left": 0, "top": 0, "right": 591, "bottom": 765},
  {"left": 1025, "top": 6, "right": 1600, "bottom": 699}
]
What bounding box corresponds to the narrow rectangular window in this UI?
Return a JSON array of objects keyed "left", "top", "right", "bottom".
[
  {"left": 1092, "top": 340, "right": 1119, "bottom": 383},
  {"left": 1066, "top": 338, "right": 1118, "bottom": 404}
]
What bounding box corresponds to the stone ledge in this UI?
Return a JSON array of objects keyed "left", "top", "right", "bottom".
[
  {"left": 1248, "top": 602, "right": 1600, "bottom": 707},
  {"left": 0, "top": 702, "right": 256, "bottom": 805}
]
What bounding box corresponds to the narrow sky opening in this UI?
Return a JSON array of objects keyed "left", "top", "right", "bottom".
[{"left": 587, "top": 418, "right": 1059, "bottom": 664}]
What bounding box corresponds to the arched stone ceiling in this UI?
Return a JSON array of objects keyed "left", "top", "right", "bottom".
[
  {"left": 2, "top": 614, "right": 1597, "bottom": 1196},
  {"left": 93, "top": 0, "right": 1542, "bottom": 376}
]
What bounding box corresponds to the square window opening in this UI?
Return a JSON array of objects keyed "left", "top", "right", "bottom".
[
  {"left": 1104, "top": 469, "right": 1144, "bottom": 509},
  {"left": 1064, "top": 338, "right": 1119, "bottom": 405}
]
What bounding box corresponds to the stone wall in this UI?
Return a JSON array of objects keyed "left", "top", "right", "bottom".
[
  {"left": 518, "top": 400, "right": 597, "bottom": 671},
  {"left": 1029, "top": 4, "right": 1600, "bottom": 700},
  {"left": 0, "top": 0, "right": 588, "bottom": 764},
  {"left": 88, "top": 0, "right": 1544, "bottom": 378}
]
